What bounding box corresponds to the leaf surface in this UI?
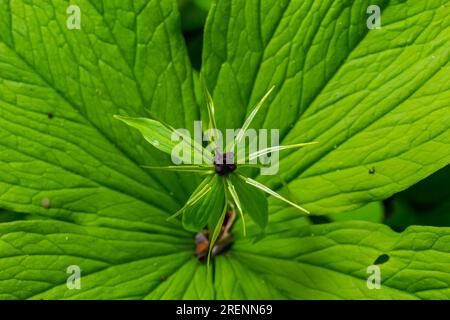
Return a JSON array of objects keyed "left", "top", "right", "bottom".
[
  {"left": 229, "top": 174, "right": 268, "bottom": 230},
  {"left": 183, "top": 175, "right": 226, "bottom": 232},
  {"left": 0, "top": 0, "right": 449, "bottom": 300},
  {"left": 203, "top": 0, "right": 450, "bottom": 214},
  {"left": 0, "top": 220, "right": 448, "bottom": 299}
]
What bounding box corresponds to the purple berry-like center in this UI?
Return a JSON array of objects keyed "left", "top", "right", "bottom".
[{"left": 214, "top": 152, "right": 236, "bottom": 176}]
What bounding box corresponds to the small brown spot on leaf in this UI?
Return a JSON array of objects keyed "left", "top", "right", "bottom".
[
  {"left": 369, "top": 167, "right": 375, "bottom": 174},
  {"left": 160, "top": 275, "right": 168, "bottom": 281},
  {"left": 47, "top": 112, "right": 54, "bottom": 119},
  {"left": 41, "top": 197, "right": 51, "bottom": 209}
]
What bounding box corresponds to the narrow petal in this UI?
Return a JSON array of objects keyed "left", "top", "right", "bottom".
[
  {"left": 167, "top": 176, "right": 214, "bottom": 220},
  {"left": 114, "top": 115, "right": 211, "bottom": 163},
  {"left": 248, "top": 141, "right": 319, "bottom": 162},
  {"left": 234, "top": 85, "right": 276, "bottom": 147},
  {"left": 238, "top": 174, "right": 310, "bottom": 214},
  {"left": 225, "top": 178, "right": 247, "bottom": 236},
  {"left": 182, "top": 175, "right": 226, "bottom": 232},
  {"left": 207, "top": 183, "right": 228, "bottom": 270},
  {"left": 201, "top": 79, "right": 218, "bottom": 131}
]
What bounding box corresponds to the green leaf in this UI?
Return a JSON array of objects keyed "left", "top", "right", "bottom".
[
  {"left": 203, "top": 0, "right": 450, "bottom": 215},
  {"left": 234, "top": 85, "right": 275, "bottom": 149},
  {"left": 114, "top": 115, "right": 182, "bottom": 155},
  {"left": 1, "top": 220, "right": 449, "bottom": 299},
  {"left": 182, "top": 175, "right": 226, "bottom": 232},
  {"left": 229, "top": 174, "right": 268, "bottom": 230},
  {"left": 1, "top": 0, "right": 449, "bottom": 301},
  {"left": 0, "top": 0, "right": 201, "bottom": 224},
  {"left": 207, "top": 191, "right": 228, "bottom": 269}
]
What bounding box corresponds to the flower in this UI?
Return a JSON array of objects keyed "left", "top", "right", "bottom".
[{"left": 114, "top": 85, "right": 318, "bottom": 263}]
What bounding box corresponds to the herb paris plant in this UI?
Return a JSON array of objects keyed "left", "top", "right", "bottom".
[{"left": 115, "top": 85, "right": 318, "bottom": 260}]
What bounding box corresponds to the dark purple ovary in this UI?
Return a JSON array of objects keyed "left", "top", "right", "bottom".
[{"left": 214, "top": 152, "right": 236, "bottom": 176}]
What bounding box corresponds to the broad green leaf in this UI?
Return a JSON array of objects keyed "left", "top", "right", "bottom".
[
  {"left": 0, "top": 220, "right": 449, "bottom": 299},
  {"left": 0, "top": 220, "right": 196, "bottom": 299},
  {"left": 115, "top": 115, "right": 213, "bottom": 164},
  {"left": 182, "top": 175, "right": 226, "bottom": 232},
  {"left": 229, "top": 174, "right": 268, "bottom": 230},
  {"left": 225, "top": 177, "right": 247, "bottom": 235},
  {"left": 114, "top": 115, "right": 183, "bottom": 155},
  {"left": 0, "top": 0, "right": 201, "bottom": 226},
  {"left": 203, "top": 0, "right": 450, "bottom": 215}
]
